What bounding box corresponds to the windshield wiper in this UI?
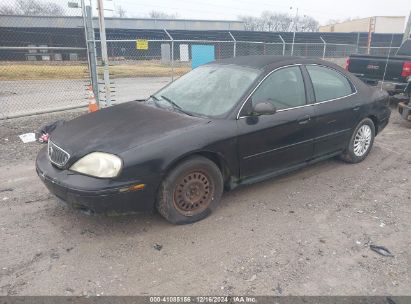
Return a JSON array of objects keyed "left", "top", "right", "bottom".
[
  {"left": 147, "top": 94, "right": 161, "bottom": 108},
  {"left": 160, "top": 95, "right": 193, "bottom": 116}
]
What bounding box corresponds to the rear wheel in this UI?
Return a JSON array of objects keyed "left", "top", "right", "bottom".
[
  {"left": 156, "top": 156, "right": 223, "bottom": 224},
  {"left": 340, "top": 118, "right": 375, "bottom": 163}
]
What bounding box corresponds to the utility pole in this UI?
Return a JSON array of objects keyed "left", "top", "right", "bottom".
[
  {"left": 84, "top": 4, "right": 99, "bottom": 104},
  {"left": 97, "top": 0, "right": 112, "bottom": 107},
  {"left": 403, "top": 10, "right": 411, "bottom": 43},
  {"left": 367, "top": 17, "right": 376, "bottom": 55},
  {"left": 69, "top": 0, "right": 99, "bottom": 105}
]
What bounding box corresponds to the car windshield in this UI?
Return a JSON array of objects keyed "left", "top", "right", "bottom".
[{"left": 150, "top": 65, "right": 260, "bottom": 117}]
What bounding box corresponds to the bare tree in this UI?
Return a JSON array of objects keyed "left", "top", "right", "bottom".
[
  {"left": 294, "top": 15, "right": 319, "bottom": 32},
  {"left": 238, "top": 16, "right": 260, "bottom": 31},
  {"left": 264, "top": 12, "right": 293, "bottom": 31},
  {"left": 0, "top": 5, "right": 18, "bottom": 14},
  {"left": 113, "top": 5, "right": 127, "bottom": 18},
  {"left": 148, "top": 10, "right": 178, "bottom": 19},
  {"left": 239, "top": 11, "right": 319, "bottom": 32},
  {"left": 239, "top": 12, "right": 292, "bottom": 32},
  {"left": 0, "top": 0, "right": 64, "bottom": 16},
  {"left": 44, "top": 2, "right": 64, "bottom": 16}
]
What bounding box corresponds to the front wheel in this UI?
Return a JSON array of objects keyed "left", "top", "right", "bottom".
[
  {"left": 340, "top": 118, "right": 375, "bottom": 163},
  {"left": 156, "top": 156, "right": 223, "bottom": 224}
]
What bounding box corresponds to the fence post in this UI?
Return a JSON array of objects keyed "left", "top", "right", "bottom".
[
  {"left": 356, "top": 32, "right": 360, "bottom": 54},
  {"left": 164, "top": 29, "right": 174, "bottom": 82},
  {"left": 171, "top": 40, "right": 174, "bottom": 81},
  {"left": 84, "top": 4, "right": 99, "bottom": 105},
  {"left": 229, "top": 31, "right": 236, "bottom": 57},
  {"left": 278, "top": 34, "right": 285, "bottom": 56},
  {"left": 291, "top": 31, "right": 295, "bottom": 56},
  {"left": 320, "top": 36, "right": 326, "bottom": 59},
  {"left": 97, "top": 0, "right": 111, "bottom": 107},
  {"left": 403, "top": 10, "right": 411, "bottom": 43}
]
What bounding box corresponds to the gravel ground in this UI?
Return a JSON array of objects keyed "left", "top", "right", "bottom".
[{"left": 0, "top": 106, "right": 410, "bottom": 296}]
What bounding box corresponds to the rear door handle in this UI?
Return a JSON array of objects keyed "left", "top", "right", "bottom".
[{"left": 297, "top": 115, "right": 310, "bottom": 124}]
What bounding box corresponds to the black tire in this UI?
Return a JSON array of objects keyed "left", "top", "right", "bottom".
[
  {"left": 156, "top": 156, "right": 223, "bottom": 224},
  {"left": 340, "top": 118, "right": 375, "bottom": 163}
]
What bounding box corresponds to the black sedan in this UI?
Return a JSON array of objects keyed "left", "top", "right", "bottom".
[{"left": 36, "top": 56, "right": 391, "bottom": 224}]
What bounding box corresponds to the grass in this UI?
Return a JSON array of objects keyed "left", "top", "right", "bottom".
[
  {"left": 0, "top": 64, "right": 89, "bottom": 80},
  {"left": 0, "top": 61, "right": 191, "bottom": 81},
  {"left": 106, "top": 63, "right": 190, "bottom": 78}
]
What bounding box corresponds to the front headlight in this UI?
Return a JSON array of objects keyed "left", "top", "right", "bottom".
[{"left": 70, "top": 152, "right": 122, "bottom": 178}]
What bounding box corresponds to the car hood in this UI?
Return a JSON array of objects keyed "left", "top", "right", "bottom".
[{"left": 50, "top": 101, "right": 207, "bottom": 158}]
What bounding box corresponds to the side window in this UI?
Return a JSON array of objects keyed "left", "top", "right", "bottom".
[
  {"left": 251, "top": 66, "right": 306, "bottom": 110},
  {"left": 306, "top": 65, "right": 354, "bottom": 102}
]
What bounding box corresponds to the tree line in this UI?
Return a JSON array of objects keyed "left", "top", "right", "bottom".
[
  {"left": 238, "top": 11, "right": 319, "bottom": 32},
  {"left": 0, "top": 1, "right": 320, "bottom": 32},
  {"left": 147, "top": 10, "right": 320, "bottom": 32},
  {"left": 0, "top": 0, "right": 64, "bottom": 16}
]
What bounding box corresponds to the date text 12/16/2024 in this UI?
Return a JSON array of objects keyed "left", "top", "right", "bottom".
[{"left": 149, "top": 297, "right": 257, "bottom": 303}]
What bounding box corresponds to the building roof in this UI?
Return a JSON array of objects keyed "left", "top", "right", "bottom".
[{"left": 0, "top": 15, "right": 245, "bottom": 31}]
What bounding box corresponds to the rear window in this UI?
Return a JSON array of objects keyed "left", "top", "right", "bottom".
[{"left": 306, "top": 65, "right": 354, "bottom": 102}]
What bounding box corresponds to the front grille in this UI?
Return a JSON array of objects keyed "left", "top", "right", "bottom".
[{"left": 48, "top": 140, "right": 70, "bottom": 168}]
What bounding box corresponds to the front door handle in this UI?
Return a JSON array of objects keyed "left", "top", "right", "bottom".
[
  {"left": 297, "top": 115, "right": 310, "bottom": 124},
  {"left": 353, "top": 104, "right": 360, "bottom": 111}
]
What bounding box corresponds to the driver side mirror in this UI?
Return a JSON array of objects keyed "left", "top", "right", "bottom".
[{"left": 252, "top": 101, "right": 276, "bottom": 116}]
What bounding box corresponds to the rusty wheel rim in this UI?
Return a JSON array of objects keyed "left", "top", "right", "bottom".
[{"left": 173, "top": 171, "right": 214, "bottom": 215}]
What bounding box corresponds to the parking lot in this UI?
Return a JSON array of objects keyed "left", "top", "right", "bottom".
[{"left": 0, "top": 106, "right": 410, "bottom": 296}]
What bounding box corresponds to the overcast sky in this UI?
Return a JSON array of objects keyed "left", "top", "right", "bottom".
[{"left": 103, "top": 0, "right": 411, "bottom": 25}]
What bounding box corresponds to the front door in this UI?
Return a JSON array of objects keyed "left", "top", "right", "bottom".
[{"left": 237, "top": 65, "right": 316, "bottom": 179}]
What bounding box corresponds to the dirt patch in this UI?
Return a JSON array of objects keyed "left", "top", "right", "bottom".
[
  {"left": 0, "top": 107, "right": 410, "bottom": 296},
  {"left": 0, "top": 109, "right": 86, "bottom": 164}
]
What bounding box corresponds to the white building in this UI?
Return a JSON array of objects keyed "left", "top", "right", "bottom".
[{"left": 319, "top": 16, "right": 405, "bottom": 33}]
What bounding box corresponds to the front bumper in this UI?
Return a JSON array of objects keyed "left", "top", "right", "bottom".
[
  {"left": 36, "top": 147, "right": 156, "bottom": 214},
  {"left": 398, "top": 101, "right": 411, "bottom": 121}
]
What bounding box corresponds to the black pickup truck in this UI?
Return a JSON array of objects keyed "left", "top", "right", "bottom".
[{"left": 346, "top": 39, "right": 411, "bottom": 121}]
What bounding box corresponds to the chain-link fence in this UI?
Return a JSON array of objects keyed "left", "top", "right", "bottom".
[
  {"left": 0, "top": 0, "right": 90, "bottom": 119},
  {"left": 102, "top": 37, "right": 400, "bottom": 107},
  {"left": 0, "top": 2, "right": 407, "bottom": 118}
]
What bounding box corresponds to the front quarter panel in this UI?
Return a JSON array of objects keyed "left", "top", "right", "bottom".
[{"left": 118, "top": 119, "right": 239, "bottom": 191}]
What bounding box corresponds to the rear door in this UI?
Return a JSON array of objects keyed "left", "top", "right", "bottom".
[
  {"left": 237, "top": 65, "right": 316, "bottom": 179},
  {"left": 305, "top": 64, "right": 360, "bottom": 158}
]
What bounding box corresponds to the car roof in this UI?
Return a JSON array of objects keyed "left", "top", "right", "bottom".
[{"left": 208, "top": 55, "right": 328, "bottom": 70}]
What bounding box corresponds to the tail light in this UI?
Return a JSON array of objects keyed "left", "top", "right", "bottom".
[
  {"left": 401, "top": 61, "right": 411, "bottom": 77},
  {"left": 345, "top": 58, "right": 350, "bottom": 71}
]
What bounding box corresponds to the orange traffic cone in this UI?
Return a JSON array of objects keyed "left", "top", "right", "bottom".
[{"left": 87, "top": 85, "right": 98, "bottom": 113}]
